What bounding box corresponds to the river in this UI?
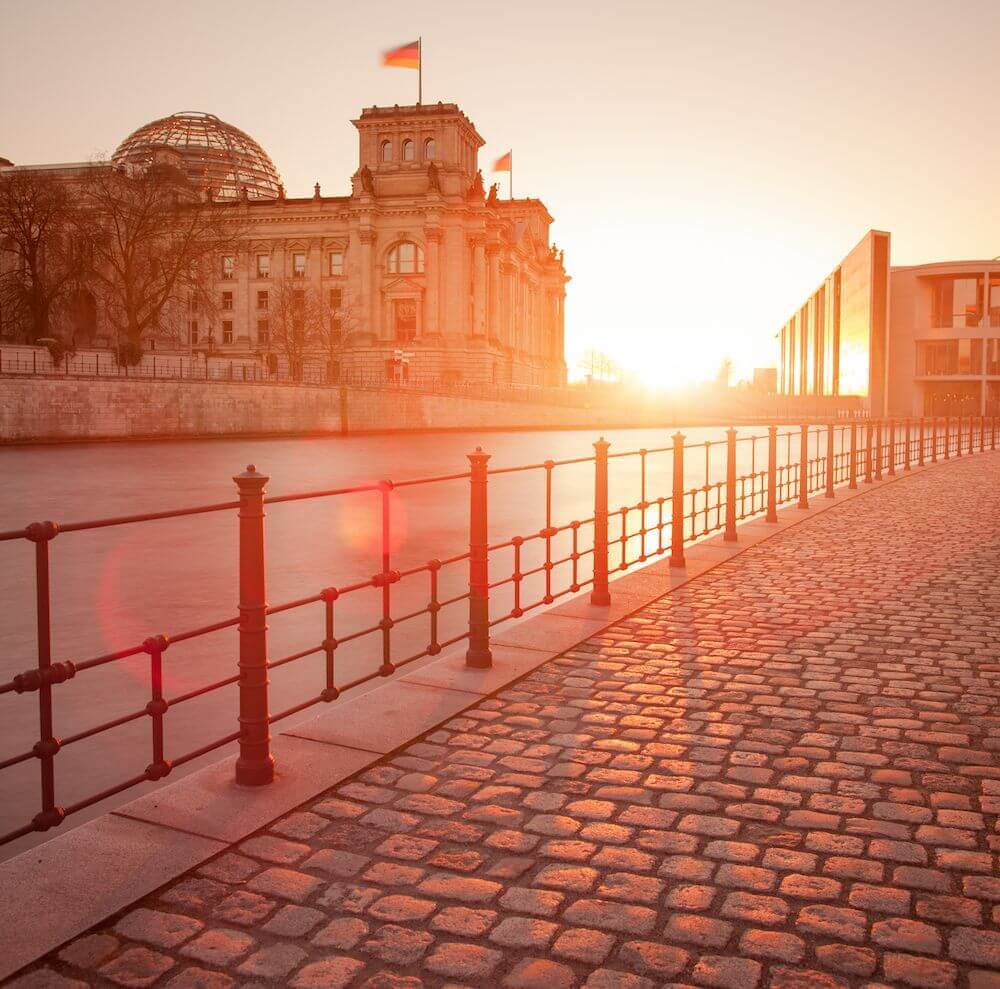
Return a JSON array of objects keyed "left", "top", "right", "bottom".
[{"left": 0, "top": 424, "right": 820, "bottom": 859}]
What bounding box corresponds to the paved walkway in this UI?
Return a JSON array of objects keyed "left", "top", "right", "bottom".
[{"left": 11, "top": 455, "right": 1000, "bottom": 989}]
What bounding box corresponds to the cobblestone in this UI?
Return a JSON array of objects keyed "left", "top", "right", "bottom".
[{"left": 16, "top": 457, "right": 1000, "bottom": 987}]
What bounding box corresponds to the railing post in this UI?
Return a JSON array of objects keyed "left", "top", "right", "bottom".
[
  {"left": 979, "top": 415, "right": 986, "bottom": 453},
  {"left": 931, "top": 416, "right": 938, "bottom": 462},
  {"left": 993, "top": 415, "right": 997, "bottom": 451},
  {"left": 918, "top": 417, "right": 925, "bottom": 467},
  {"left": 466, "top": 447, "right": 492, "bottom": 668},
  {"left": 887, "top": 420, "right": 896, "bottom": 476},
  {"left": 865, "top": 419, "right": 874, "bottom": 483},
  {"left": 825, "top": 422, "right": 835, "bottom": 498},
  {"left": 848, "top": 421, "right": 858, "bottom": 489},
  {"left": 724, "top": 427, "right": 737, "bottom": 541},
  {"left": 234, "top": 465, "right": 274, "bottom": 786},
  {"left": 670, "top": 431, "right": 686, "bottom": 567},
  {"left": 874, "top": 420, "right": 883, "bottom": 480},
  {"left": 590, "top": 438, "right": 611, "bottom": 605},
  {"left": 798, "top": 424, "right": 809, "bottom": 509},
  {"left": 903, "top": 418, "right": 911, "bottom": 470},
  {"left": 766, "top": 425, "right": 778, "bottom": 522},
  {"left": 943, "top": 416, "right": 950, "bottom": 460}
]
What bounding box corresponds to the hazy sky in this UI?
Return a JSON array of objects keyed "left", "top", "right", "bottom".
[{"left": 3, "top": 0, "right": 998, "bottom": 385}]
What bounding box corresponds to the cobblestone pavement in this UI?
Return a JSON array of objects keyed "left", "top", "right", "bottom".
[{"left": 11, "top": 456, "right": 1000, "bottom": 989}]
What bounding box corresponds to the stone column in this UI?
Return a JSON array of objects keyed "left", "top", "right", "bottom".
[
  {"left": 487, "top": 244, "right": 501, "bottom": 343},
  {"left": 425, "top": 226, "right": 441, "bottom": 337},
  {"left": 472, "top": 236, "right": 487, "bottom": 337},
  {"left": 359, "top": 228, "right": 375, "bottom": 340}
]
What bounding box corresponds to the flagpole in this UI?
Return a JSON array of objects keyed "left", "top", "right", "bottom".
[{"left": 418, "top": 36, "right": 422, "bottom": 104}]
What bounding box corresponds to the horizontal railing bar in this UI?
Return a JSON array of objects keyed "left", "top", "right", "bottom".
[
  {"left": 168, "top": 673, "right": 241, "bottom": 707},
  {"left": 268, "top": 645, "right": 323, "bottom": 672},
  {"left": 170, "top": 731, "right": 242, "bottom": 769}
]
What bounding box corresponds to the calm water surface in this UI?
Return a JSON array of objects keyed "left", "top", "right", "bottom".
[{"left": 1, "top": 425, "right": 797, "bottom": 859}]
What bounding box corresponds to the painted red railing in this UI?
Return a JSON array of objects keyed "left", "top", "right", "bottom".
[{"left": 0, "top": 415, "right": 996, "bottom": 846}]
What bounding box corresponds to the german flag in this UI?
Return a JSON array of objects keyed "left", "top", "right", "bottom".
[
  {"left": 493, "top": 151, "right": 512, "bottom": 172},
  {"left": 383, "top": 40, "right": 420, "bottom": 69}
]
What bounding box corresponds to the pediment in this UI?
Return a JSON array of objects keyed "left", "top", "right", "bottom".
[{"left": 381, "top": 276, "right": 425, "bottom": 296}]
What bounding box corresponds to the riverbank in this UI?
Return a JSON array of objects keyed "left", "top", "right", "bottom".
[{"left": 0, "top": 375, "right": 861, "bottom": 446}]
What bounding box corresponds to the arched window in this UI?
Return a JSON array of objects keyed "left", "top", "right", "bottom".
[
  {"left": 387, "top": 241, "right": 425, "bottom": 274},
  {"left": 424, "top": 138, "right": 436, "bottom": 161},
  {"left": 402, "top": 139, "right": 414, "bottom": 162},
  {"left": 380, "top": 140, "right": 393, "bottom": 162}
]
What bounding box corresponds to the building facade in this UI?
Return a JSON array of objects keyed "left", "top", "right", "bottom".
[
  {"left": 1, "top": 105, "right": 569, "bottom": 388},
  {"left": 777, "top": 230, "right": 1000, "bottom": 416}
]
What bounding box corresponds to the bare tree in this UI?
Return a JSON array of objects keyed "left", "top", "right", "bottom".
[
  {"left": 577, "top": 348, "right": 621, "bottom": 383},
  {"left": 266, "top": 277, "right": 325, "bottom": 381},
  {"left": 75, "top": 159, "right": 241, "bottom": 354},
  {"left": 0, "top": 169, "right": 84, "bottom": 342},
  {"left": 312, "top": 285, "right": 361, "bottom": 383}
]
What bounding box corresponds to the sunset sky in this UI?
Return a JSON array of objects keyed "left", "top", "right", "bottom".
[{"left": 3, "top": 0, "right": 999, "bottom": 388}]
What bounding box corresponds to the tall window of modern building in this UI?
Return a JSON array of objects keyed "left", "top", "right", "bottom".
[
  {"left": 257, "top": 290, "right": 269, "bottom": 310},
  {"left": 257, "top": 318, "right": 269, "bottom": 345},
  {"left": 292, "top": 252, "right": 306, "bottom": 278},
  {"left": 328, "top": 251, "right": 344, "bottom": 276},
  {"left": 221, "top": 255, "right": 234, "bottom": 280},
  {"left": 424, "top": 138, "right": 436, "bottom": 160},
  {"left": 256, "top": 254, "right": 270, "bottom": 278},
  {"left": 189, "top": 321, "right": 198, "bottom": 344},
  {"left": 932, "top": 276, "right": 983, "bottom": 328},
  {"left": 402, "top": 139, "right": 414, "bottom": 161},
  {"left": 222, "top": 320, "right": 234, "bottom": 344},
  {"left": 221, "top": 291, "right": 233, "bottom": 310},
  {"left": 380, "top": 140, "right": 392, "bottom": 162},
  {"left": 387, "top": 241, "right": 424, "bottom": 274}
]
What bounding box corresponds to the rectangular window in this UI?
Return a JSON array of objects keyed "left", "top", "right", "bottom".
[
  {"left": 987, "top": 338, "right": 1000, "bottom": 375},
  {"left": 221, "top": 256, "right": 234, "bottom": 280},
  {"left": 257, "top": 318, "right": 269, "bottom": 345},
  {"left": 257, "top": 290, "right": 269, "bottom": 310},
  {"left": 293, "top": 252, "right": 307, "bottom": 278},
  {"left": 222, "top": 320, "right": 234, "bottom": 344},
  {"left": 329, "top": 251, "right": 344, "bottom": 276},
  {"left": 932, "top": 276, "right": 983, "bottom": 328},
  {"left": 222, "top": 291, "right": 233, "bottom": 310},
  {"left": 256, "top": 254, "right": 270, "bottom": 278},
  {"left": 189, "top": 321, "right": 198, "bottom": 344},
  {"left": 329, "top": 288, "right": 342, "bottom": 310},
  {"left": 189, "top": 296, "right": 199, "bottom": 314}
]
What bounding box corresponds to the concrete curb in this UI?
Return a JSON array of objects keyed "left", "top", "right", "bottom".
[{"left": 1, "top": 452, "right": 991, "bottom": 981}]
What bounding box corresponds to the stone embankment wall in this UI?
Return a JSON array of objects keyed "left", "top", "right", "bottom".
[{"left": 0, "top": 377, "right": 661, "bottom": 443}]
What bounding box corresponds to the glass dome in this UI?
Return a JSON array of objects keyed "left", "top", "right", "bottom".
[{"left": 113, "top": 111, "right": 282, "bottom": 200}]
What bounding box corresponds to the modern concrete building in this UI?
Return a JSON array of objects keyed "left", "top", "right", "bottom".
[
  {"left": 777, "top": 230, "right": 1000, "bottom": 416},
  {"left": 1, "top": 105, "right": 569, "bottom": 388}
]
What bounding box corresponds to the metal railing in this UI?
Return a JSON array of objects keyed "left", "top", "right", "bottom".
[
  {"left": 0, "top": 348, "right": 583, "bottom": 408},
  {"left": 1, "top": 415, "right": 997, "bottom": 846}
]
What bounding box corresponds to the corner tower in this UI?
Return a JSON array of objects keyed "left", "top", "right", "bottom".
[{"left": 351, "top": 103, "right": 484, "bottom": 199}]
